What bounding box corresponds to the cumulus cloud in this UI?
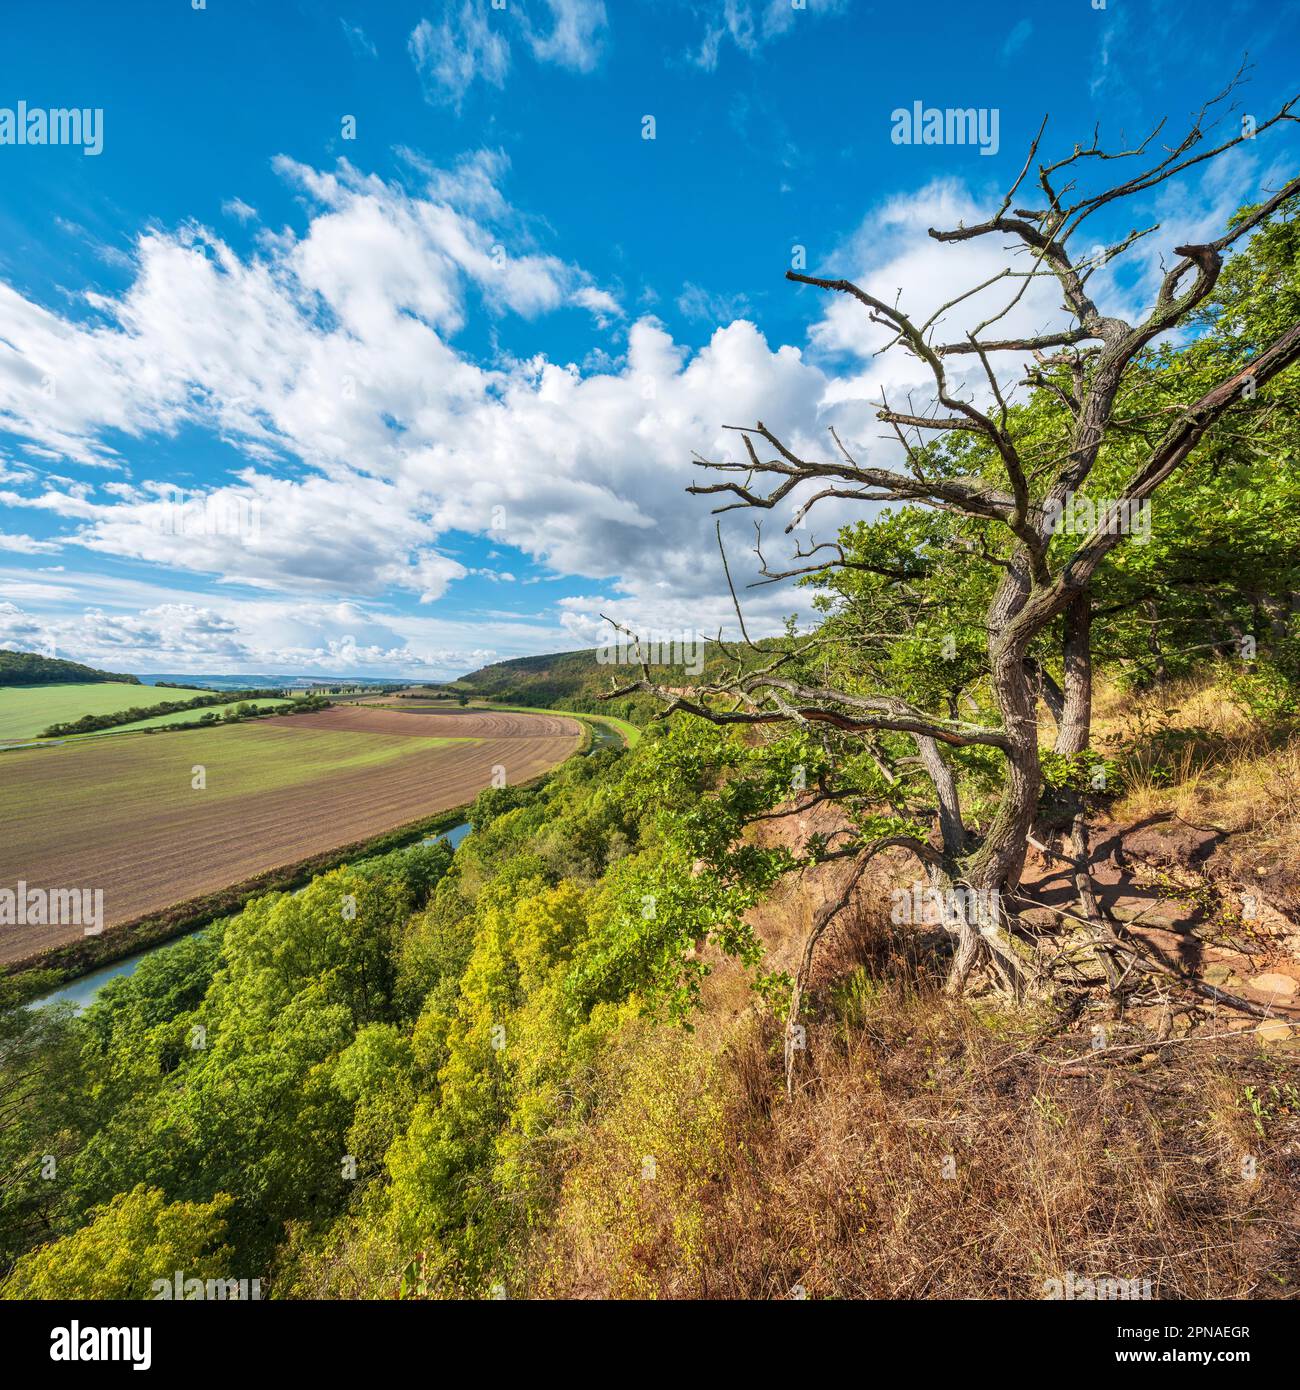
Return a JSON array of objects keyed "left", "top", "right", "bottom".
[
  {"left": 3, "top": 136, "right": 1251, "bottom": 675},
  {"left": 802, "top": 179, "right": 1076, "bottom": 409},
  {"left": 0, "top": 149, "right": 834, "bottom": 647},
  {"left": 0, "top": 155, "right": 1060, "bottom": 666}
]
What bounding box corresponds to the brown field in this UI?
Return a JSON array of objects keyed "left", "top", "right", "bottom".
[
  {"left": 0, "top": 706, "right": 581, "bottom": 962},
  {"left": 285, "top": 705, "right": 579, "bottom": 738}
]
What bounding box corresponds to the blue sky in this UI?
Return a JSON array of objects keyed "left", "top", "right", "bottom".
[{"left": 0, "top": 0, "right": 1296, "bottom": 677}]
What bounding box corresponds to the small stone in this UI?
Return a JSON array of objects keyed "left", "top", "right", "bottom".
[
  {"left": 1255, "top": 1019, "right": 1294, "bottom": 1044},
  {"left": 1248, "top": 973, "right": 1299, "bottom": 1001}
]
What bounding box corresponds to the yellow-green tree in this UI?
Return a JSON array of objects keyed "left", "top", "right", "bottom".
[{"left": 2, "top": 1185, "right": 233, "bottom": 1300}]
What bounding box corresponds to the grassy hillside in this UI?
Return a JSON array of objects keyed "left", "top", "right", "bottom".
[
  {"left": 445, "top": 648, "right": 619, "bottom": 706},
  {"left": 0, "top": 682, "right": 210, "bottom": 742},
  {"left": 0, "top": 650, "right": 140, "bottom": 687}
]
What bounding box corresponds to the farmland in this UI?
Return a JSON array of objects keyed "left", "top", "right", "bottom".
[
  {"left": 349, "top": 694, "right": 641, "bottom": 747},
  {"left": 69, "top": 695, "right": 292, "bottom": 736},
  {"left": 0, "top": 704, "right": 582, "bottom": 961},
  {"left": 0, "top": 680, "right": 211, "bottom": 742}
]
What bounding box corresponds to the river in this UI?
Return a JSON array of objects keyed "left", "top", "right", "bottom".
[
  {"left": 30, "top": 820, "right": 472, "bottom": 1013},
  {"left": 29, "top": 716, "right": 625, "bottom": 1012}
]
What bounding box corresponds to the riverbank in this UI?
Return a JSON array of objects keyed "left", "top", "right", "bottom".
[
  {"left": 29, "top": 819, "right": 475, "bottom": 1012},
  {"left": 7, "top": 710, "right": 632, "bottom": 1001},
  {"left": 6, "top": 803, "right": 473, "bottom": 1004}
]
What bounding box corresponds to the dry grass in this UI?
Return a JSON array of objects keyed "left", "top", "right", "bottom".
[
  {"left": 523, "top": 671, "right": 1300, "bottom": 1300},
  {"left": 1095, "top": 670, "right": 1300, "bottom": 868},
  {"left": 531, "top": 904, "right": 1300, "bottom": 1300}
]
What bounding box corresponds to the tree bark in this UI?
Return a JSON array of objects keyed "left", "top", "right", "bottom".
[{"left": 1054, "top": 592, "right": 1093, "bottom": 758}]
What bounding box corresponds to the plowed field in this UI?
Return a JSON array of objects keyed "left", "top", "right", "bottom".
[{"left": 0, "top": 706, "right": 581, "bottom": 961}]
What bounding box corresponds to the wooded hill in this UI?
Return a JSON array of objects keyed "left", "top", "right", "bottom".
[
  {"left": 0, "top": 650, "right": 141, "bottom": 687},
  {"left": 447, "top": 643, "right": 781, "bottom": 722}
]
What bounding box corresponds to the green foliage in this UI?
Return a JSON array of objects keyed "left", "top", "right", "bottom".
[
  {"left": 0, "top": 650, "right": 140, "bottom": 686},
  {"left": 0, "top": 744, "right": 656, "bottom": 1296},
  {"left": 1, "top": 1186, "right": 233, "bottom": 1300},
  {"left": 1220, "top": 627, "right": 1300, "bottom": 724},
  {"left": 0, "top": 980, "right": 86, "bottom": 1271},
  {"left": 1039, "top": 748, "right": 1115, "bottom": 793},
  {"left": 352, "top": 840, "right": 454, "bottom": 908},
  {"left": 469, "top": 783, "right": 533, "bottom": 831}
]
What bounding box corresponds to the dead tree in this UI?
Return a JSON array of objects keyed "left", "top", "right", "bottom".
[{"left": 608, "top": 78, "right": 1300, "bottom": 1011}]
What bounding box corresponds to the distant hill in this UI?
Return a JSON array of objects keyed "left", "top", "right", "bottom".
[
  {"left": 448, "top": 649, "right": 608, "bottom": 704},
  {"left": 0, "top": 650, "right": 141, "bottom": 688},
  {"left": 446, "top": 643, "right": 770, "bottom": 721}
]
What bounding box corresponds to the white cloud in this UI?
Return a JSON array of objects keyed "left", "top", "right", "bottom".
[
  {"left": 222, "top": 197, "right": 258, "bottom": 223},
  {"left": 803, "top": 179, "right": 1073, "bottom": 408},
  {"left": 409, "top": 6, "right": 512, "bottom": 110},
  {"left": 340, "top": 19, "right": 378, "bottom": 59},
  {"left": 409, "top": 1, "right": 607, "bottom": 109},
  {"left": 691, "top": 0, "right": 847, "bottom": 71},
  {"left": 677, "top": 282, "right": 752, "bottom": 323},
  {"left": 523, "top": 0, "right": 607, "bottom": 71},
  {"left": 1001, "top": 18, "right": 1032, "bottom": 60},
  {"left": 0, "top": 594, "right": 515, "bottom": 678},
  {"left": 0, "top": 530, "right": 61, "bottom": 554},
  {"left": 0, "top": 148, "right": 897, "bottom": 663},
  {"left": 572, "top": 284, "right": 623, "bottom": 327}
]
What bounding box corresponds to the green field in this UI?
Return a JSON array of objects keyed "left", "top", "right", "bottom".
[
  {"left": 361, "top": 696, "right": 642, "bottom": 747},
  {"left": 0, "top": 707, "right": 578, "bottom": 964},
  {"left": 69, "top": 696, "right": 293, "bottom": 737},
  {"left": 0, "top": 681, "right": 211, "bottom": 742},
  {"left": 5, "top": 721, "right": 471, "bottom": 812}
]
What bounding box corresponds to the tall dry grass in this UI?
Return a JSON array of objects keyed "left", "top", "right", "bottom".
[
  {"left": 532, "top": 912, "right": 1300, "bottom": 1300},
  {"left": 1099, "top": 670, "right": 1300, "bottom": 863}
]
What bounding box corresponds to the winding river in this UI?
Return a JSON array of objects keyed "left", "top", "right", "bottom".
[{"left": 30, "top": 821, "right": 472, "bottom": 1013}]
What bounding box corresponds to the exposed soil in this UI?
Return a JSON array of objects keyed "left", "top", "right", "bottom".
[
  {"left": 1, "top": 707, "right": 581, "bottom": 962},
  {"left": 1016, "top": 814, "right": 1300, "bottom": 1030},
  {"left": 285, "top": 705, "right": 580, "bottom": 739},
  {"left": 709, "top": 799, "right": 1300, "bottom": 1041}
]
